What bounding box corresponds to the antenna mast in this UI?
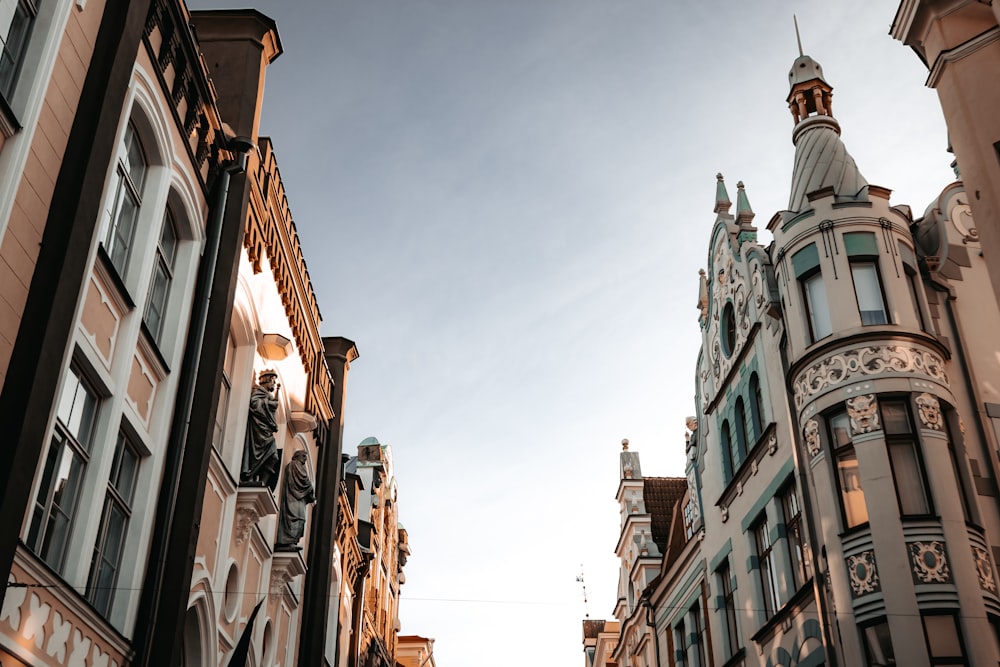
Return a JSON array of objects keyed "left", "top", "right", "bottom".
[{"left": 576, "top": 565, "right": 590, "bottom": 618}]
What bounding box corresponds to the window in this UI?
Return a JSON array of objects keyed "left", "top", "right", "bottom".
[
  {"left": 862, "top": 619, "right": 896, "bottom": 666},
  {"left": 674, "top": 617, "right": 688, "bottom": 665},
  {"left": 213, "top": 331, "right": 236, "bottom": 450},
  {"left": 829, "top": 410, "right": 868, "bottom": 529},
  {"left": 717, "top": 559, "right": 740, "bottom": 658},
  {"left": 922, "top": 613, "right": 968, "bottom": 665},
  {"left": 721, "top": 301, "right": 736, "bottom": 357},
  {"left": 753, "top": 515, "right": 780, "bottom": 617},
  {"left": 103, "top": 123, "right": 147, "bottom": 276},
  {"left": 87, "top": 430, "right": 140, "bottom": 617},
  {"left": 780, "top": 484, "right": 808, "bottom": 591},
  {"left": 27, "top": 365, "right": 99, "bottom": 571},
  {"left": 144, "top": 210, "right": 178, "bottom": 343},
  {"left": 0, "top": 0, "right": 36, "bottom": 100},
  {"left": 883, "top": 400, "right": 932, "bottom": 517},
  {"left": 851, "top": 262, "right": 888, "bottom": 325},
  {"left": 749, "top": 372, "right": 764, "bottom": 440},
  {"left": 722, "top": 420, "right": 736, "bottom": 480},
  {"left": 690, "top": 601, "right": 707, "bottom": 667},
  {"left": 735, "top": 398, "right": 749, "bottom": 453},
  {"left": 802, "top": 272, "right": 832, "bottom": 340}
]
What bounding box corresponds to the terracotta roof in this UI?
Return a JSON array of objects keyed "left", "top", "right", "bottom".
[
  {"left": 582, "top": 619, "right": 609, "bottom": 638},
  {"left": 643, "top": 477, "right": 687, "bottom": 553}
]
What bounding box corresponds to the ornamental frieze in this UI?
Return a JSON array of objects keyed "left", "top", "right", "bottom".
[
  {"left": 847, "top": 550, "right": 880, "bottom": 597},
  {"left": 793, "top": 345, "right": 948, "bottom": 409},
  {"left": 909, "top": 541, "right": 951, "bottom": 584}
]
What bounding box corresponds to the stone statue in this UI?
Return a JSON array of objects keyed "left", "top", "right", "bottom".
[
  {"left": 241, "top": 369, "right": 281, "bottom": 490},
  {"left": 275, "top": 450, "right": 315, "bottom": 551}
]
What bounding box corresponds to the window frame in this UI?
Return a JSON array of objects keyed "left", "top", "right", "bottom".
[
  {"left": 0, "top": 0, "right": 38, "bottom": 102},
  {"left": 921, "top": 611, "right": 969, "bottom": 666},
  {"left": 828, "top": 409, "right": 869, "bottom": 530},
  {"left": 850, "top": 259, "right": 890, "bottom": 325},
  {"left": 26, "top": 364, "right": 100, "bottom": 572},
  {"left": 752, "top": 514, "right": 780, "bottom": 618},
  {"left": 882, "top": 398, "right": 934, "bottom": 518},
  {"left": 722, "top": 419, "right": 736, "bottom": 481},
  {"left": 861, "top": 617, "right": 896, "bottom": 667},
  {"left": 102, "top": 122, "right": 148, "bottom": 278},
  {"left": 143, "top": 208, "right": 178, "bottom": 344},
  {"left": 801, "top": 269, "right": 832, "bottom": 342},
  {"left": 717, "top": 559, "right": 741, "bottom": 658},
  {"left": 749, "top": 372, "right": 764, "bottom": 441},
  {"left": 86, "top": 428, "right": 142, "bottom": 618}
]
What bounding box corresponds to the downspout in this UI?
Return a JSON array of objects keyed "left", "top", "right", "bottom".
[
  {"left": 351, "top": 553, "right": 373, "bottom": 667},
  {"left": 642, "top": 595, "right": 661, "bottom": 667},
  {"left": 133, "top": 136, "right": 253, "bottom": 665},
  {"left": 780, "top": 337, "right": 840, "bottom": 667}
]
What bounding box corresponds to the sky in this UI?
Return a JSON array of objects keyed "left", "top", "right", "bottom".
[{"left": 191, "top": 1, "right": 952, "bottom": 663}]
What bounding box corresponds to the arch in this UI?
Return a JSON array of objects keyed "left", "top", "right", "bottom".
[
  {"left": 183, "top": 576, "right": 216, "bottom": 667},
  {"left": 721, "top": 419, "right": 735, "bottom": 479},
  {"left": 735, "top": 398, "right": 749, "bottom": 456}
]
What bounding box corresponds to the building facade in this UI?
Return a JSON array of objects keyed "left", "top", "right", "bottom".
[
  {"left": 596, "top": 48, "right": 1000, "bottom": 667},
  {"left": 892, "top": 0, "right": 1000, "bottom": 309}
]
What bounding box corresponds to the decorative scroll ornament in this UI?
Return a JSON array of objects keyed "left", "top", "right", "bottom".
[
  {"left": 973, "top": 546, "right": 996, "bottom": 593},
  {"left": 234, "top": 507, "right": 260, "bottom": 546},
  {"left": 705, "top": 238, "right": 750, "bottom": 386},
  {"left": 847, "top": 550, "right": 880, "bottom": 597},
  {"left": 803, "top": 419, "right": 821, "bottom": 458},
  {"left": 910, "top": 541, "right": 951, "bottom": 584},
  {"left": 767, "top": 432, "right": 778, "bottom": 455},
  {"left": 847, "top": 394, "right": 880, "bottom": 434},
  {"left": 915, "top": 393, "right": 943, "bottom": 430},
  {"left": 793, "top": 345, "right": 948, "bottom": 409}
]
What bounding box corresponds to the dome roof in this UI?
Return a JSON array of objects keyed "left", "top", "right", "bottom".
[
  {"left": 788, "top": 115, "right": 867, "bottom": 211},
  {"left": 788, "top": 54, "right": 828, "bottom": 88},
  {"left": 358, "top": 436, "right": 381, "bottom": 447}
]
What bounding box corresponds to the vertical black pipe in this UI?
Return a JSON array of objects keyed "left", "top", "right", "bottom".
[
  {"left": 0, "top": 0, "right": 152, "bottom": 598},
  {"left": 299, "top": 337, "right": 358, "bottom": 666}
]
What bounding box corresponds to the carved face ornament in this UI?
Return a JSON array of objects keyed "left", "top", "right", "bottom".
[
  {"left": 915, "top": 393, "right": 942, "bottom": 430},
  {"left": 847, "top": 394, "right": 880, "bottom": 434}
]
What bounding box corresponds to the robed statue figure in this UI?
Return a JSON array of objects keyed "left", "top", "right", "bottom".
[
  {"left": 241, "top": 369, "right": 281, "bottom": 490},
  {"left": 276, "top": 450, "right": 316, "bottom": 550}
]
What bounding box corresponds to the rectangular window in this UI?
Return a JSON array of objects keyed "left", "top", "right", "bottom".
[
  {"left": 851, "top": 261, "right": 889, "bottom": 325},
  {"left": 674, "top": 617, "right": 688, "bottom": 666},
  {"left": 883, "top": 400, "right": 932, "bottom": 516},
  {"left": 27, "top": 365, "right": 99, "bottom": 571},
  {"left": 802, "top": 272, "right": 832, "bottom": 341},
  {"left": 103, "top": 123, "right": 147, "bottom": 277},
  {"left": 690, "top": 601, "right": 707, "bottom": 667},
  {"left": 753, "top": 516, "right": 780, "bottom": 617},
  {"left": 781, "top": 484, "right": 808, "bottom": 591},
  {"left": 87, "top": 430, "right": 140, "bottom": 617},
  {"left": 717, "top": 560, "right": 740, "bottom": 657},
  {"left": 144, "top": 210, "right": 178, "bottom": 343},
  {"left": 213, "top": 332, "right": 236, "bottom": 450},
  {"left": 0, "top": 0, "right": 36, "bottom": 100},
  {"left": 830, "top": 410, "right": 869, "bottom": 529},
  {"left": 862, "top": 619, "right": 896, "bottom": 666},
  {"left": 922, "top": 612, "right": 968, "bottom": 665}
]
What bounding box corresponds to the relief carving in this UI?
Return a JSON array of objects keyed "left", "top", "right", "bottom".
[
  {"left": 847, "top": 550, "right": 880, "bottom": 597},
  {"left": 915, "top": 393, "right": 942, "bottom": 430},
  {"left": 803, "top": 419, "right": 820, "bottom": 458},
  {"left": 973, "top": 546, "right": 996, "bottom": 593},
  {"left": 847, "top": 394, "right": 880, "bottom": 434},
  {"left": 793, "top": 345, "right": 948, "bottom": 409},
  {"left": 910, "top": 541, "right": 951, "bottom": 584}
]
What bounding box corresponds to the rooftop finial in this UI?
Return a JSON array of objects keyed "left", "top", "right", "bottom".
[
  {"left": 714, "top": 173, "right": 732, "bottom": 215},
  {"left": 794, "top": 15, "right": 803, "bottom": 57},
  {"left": 621, "top": 438, "right": 629, "bottom": 451}
]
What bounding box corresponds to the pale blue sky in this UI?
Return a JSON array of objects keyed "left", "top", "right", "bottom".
[{"left": 191, "top": 0, "right": 951, "bottom": 663}]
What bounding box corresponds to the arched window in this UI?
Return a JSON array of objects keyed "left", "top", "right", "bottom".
[
  {"left": 103, "top": 122, "right": 147, "bottom": 276},
  {"left": 722, "top": 420, "right": 736, "bottom": 480},
  {"left": 750, "top": 372, "right": 764, "bottom": 439},
  {"left": 735, "top": 398, "right": 749, "bottom": 456}
]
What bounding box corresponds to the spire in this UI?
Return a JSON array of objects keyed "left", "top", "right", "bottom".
[
  {"left": 714, "top": 173, "right": 731, "bottom": 214},
  {"left": 736, "top": 181, "right": 754, "bottom": 224},
  {"left": 784, "top": 45, "right": 868, "bottom": 212}
]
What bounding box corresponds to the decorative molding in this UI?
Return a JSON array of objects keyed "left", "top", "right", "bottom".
[
  {"left": 803, "top": 419, "right": 820, "bottom": 458},
  {"left": 793, "top": 344, "right": 948, "bottom": 409},
  {"left": 927, "top": 26, "right": 1000, "bottom": 88},
  {"left": 909, "top": 541, "right": 951, "bottom": 584},
  {"left": 270, "top": 551, "right": 306, "bottom": 604},
  {"left": 915, "top": 393, "right": 943, "bottom": 430},
  {"left": 847, "top": 394, "right": 880, "bottom": 435},
  {"left": 847, "top": 550, "right": 880, "bottom": 597},
  {"left": 234, "top": 486, "right": 278, "bottom": 546},
  {"left": 973, "top": 546, "right": 996, "bottom": 593}
]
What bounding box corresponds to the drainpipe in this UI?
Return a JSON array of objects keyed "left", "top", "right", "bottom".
[
  {"left": 780, "top": 339, "right": 840, "bottom": 667},
  {"left": 641, "top": 595, "right": 661, "bottom": 667},
  {"left": 351, "top": 553, "right": 373, "bottom": 667},
  {"left": 133, "top": 136, "right": 253, "bottom": 666}
]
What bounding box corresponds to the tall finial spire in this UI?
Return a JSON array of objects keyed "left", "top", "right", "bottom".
[
  {"left": 714, "top": 173, "right": 732, "bottom": 215},
  {"left": 794, "top": 15, "right": 804, "bottom": 57}
]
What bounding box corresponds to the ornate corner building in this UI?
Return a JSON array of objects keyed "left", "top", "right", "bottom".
[
  {"left": 589, "top": 38, "right": 1000, "bottom": 667},
  {"left": 0, "top": 2, "right": 430, "bottom": 666}
]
